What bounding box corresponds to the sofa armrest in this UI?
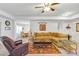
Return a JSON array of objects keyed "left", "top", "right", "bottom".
[
  {"left": 12, "top": 43, "right": 28, "bottom": 56},
  {"left": 15, "top": 40, "right": 22, "bottom": 46}
]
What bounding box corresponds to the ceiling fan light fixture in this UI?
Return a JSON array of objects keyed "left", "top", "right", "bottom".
[
  {"left": 44, "top": 7, "right": 50, "bottom": 11},
  {"left": 66, "top": 24, "right": 71, "bottom": 29},
  {"left": 35, "top": 3, "right": 59, "bottom": 13}
]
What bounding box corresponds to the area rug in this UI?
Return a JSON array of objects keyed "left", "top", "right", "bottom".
[{"left": 28, "top": 43, "right": 61, "bottom": 54}]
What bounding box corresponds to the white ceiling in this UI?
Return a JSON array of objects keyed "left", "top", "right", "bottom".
[{"left": 0, "top": 3, "right": 79, "bottom": 19}]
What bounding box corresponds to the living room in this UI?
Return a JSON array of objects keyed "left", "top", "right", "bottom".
[{"left": 0, "top": 3, "right": 79, "bottom": 56}]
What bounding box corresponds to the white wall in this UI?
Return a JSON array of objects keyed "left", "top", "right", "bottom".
[
  {"left": 59, "top": 20, "right": 79, "bottom": 42},
  {"left": 31, "top": 21, "right": 58, "bottom": 32},
  {"left": 0, "top": 17, "right": 15, "bottom": 39},
  {"left": 0, "top": 10, "right": 15, "bottom": 39}
]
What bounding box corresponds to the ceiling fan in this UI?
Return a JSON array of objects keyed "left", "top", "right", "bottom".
[{"left": 35, "top": 3, "right": 59, "bottom": 13}]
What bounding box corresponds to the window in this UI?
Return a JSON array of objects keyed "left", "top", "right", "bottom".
[
  {"left": 16, "top": 25, "right": 23, "bottom": 38},
  {"left": 15, "top": 23, "right": 30, "bottom": 38}
]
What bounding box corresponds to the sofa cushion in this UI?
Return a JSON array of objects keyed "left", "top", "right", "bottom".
[{"left": 33, "top": 32, "right": 69, "bottom": 41}]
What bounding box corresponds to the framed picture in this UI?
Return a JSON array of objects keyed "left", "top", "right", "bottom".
[
  {"left": 76, "top": 23, "right": 79, "bottom": 32},
  {"left": 39, "top": 22, "right": 47, "bottom": 31},
  {"left": 5, "top": 20, "right": 11, "bottom": 26}
]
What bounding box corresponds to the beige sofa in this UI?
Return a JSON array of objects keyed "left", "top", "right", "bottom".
[{"left": 33, "top": 32, "right": 69, "bottom": 41}]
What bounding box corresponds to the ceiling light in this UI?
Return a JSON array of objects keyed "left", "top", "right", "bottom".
[
  {"left": 66, "top": 24, "right": 71, "bottom": 29},
  {"left": 44, "top": 7, "right": 50, "bottom": 11}
]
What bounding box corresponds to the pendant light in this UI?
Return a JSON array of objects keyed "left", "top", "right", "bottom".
[{"left": 66, "top": 24, "right": 71, "bottom": 29}]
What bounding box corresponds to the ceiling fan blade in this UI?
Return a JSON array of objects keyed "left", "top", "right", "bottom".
[
  {"left": 41, "top": 10, "right": 44, "bottom": 13},
  {"left": 50, "top": 8, "right": 55, "bottom": 11},
  {"left": 35, "top": 6, "right": 43, "bottom": 8},
  {"left": 51, "top": 3, "right": 59, "bottom": 6}
]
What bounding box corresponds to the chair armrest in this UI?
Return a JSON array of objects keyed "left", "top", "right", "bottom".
[
  {"left": 15, "top": 40, "right": 22, "bottom": 46},
  {"left": 12, "top": 43, "right": 28, "bottom": 56}
]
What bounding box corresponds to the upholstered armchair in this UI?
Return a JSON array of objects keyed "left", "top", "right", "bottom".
[{"left": 1, "top": 36, "right": 28, "bottom": 56}]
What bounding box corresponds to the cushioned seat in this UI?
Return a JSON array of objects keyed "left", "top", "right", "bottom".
[
  {"left": 33, "top": 32, "right": 69, "bottom": 41},
  {"left": 1, "top": 36, "right": 28, "bottom": 56}
]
